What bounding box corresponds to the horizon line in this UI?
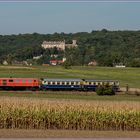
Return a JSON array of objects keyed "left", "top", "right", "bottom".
[{"left": 1, "top": 29, "right": 140, "bottom": 35}]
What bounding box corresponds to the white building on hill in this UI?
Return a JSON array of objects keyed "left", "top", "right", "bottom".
[{"left": 41, "top": 40, "right": 77, "bottom": 50}]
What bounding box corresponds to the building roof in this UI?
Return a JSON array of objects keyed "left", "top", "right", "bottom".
[{"left": 42, "top": 41, "right": 65, "bottom": 45}]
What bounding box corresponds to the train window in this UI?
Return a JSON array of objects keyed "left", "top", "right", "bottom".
[
  {"left": 66, "top": 82, "right": 69, "bottom": 85},
  {"left": 28, "top": 80, "right": 32, "bottom": 82},
  {"left": 74, "top": 82, "right": 78, "bottom": 85},
  {"left": 62, "top": 82, "right": 65, "bottom": 85},
  {"left": 52, "top": 82, "right": 55, "bottom": 85},
  {"left": 57, "top": 82, "right": 60, "bottom": 85},
  {"left": 89, "top": 82, "right": 91, "bottom": 85},
  {"left": 9, "top": 79, "right": 13, "bottom": 82},
  {"left": 94, "top": 82, "right": 96, "bottom": 85},
  {"left": 22, "top": 80, "right": 26, "bottom": 82},
  {"left": 76, "top": 82, "right": 79, "bottom": 85},
  {"left": 16, "top": 80, "right": 20, "bottom": 82},
  {"left": 71, "top": 82, "right": 74, "bottom": 85},
  {"left": 2, "top": 80, "right": 7, "bottom": 85},
  {"left": 48, "top": 82, "right": 50, "bottom": 85}
]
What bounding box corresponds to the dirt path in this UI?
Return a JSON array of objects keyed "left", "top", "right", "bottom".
[
  {"left": 120, "top": 87, "right": 140, "bottom": 92},
  {"left": 0, "top": 130, "right": 140, "bottom": 138}
]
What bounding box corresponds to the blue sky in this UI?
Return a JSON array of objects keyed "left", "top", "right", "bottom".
[{"left": 0, "top": 2, "right": 140, "bottom": 35}]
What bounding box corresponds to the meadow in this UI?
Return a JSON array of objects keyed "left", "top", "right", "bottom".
[
  {"left": 0, "top": 91, "right": 140, "bottom": 102},
  {"left": 0, "top": 65, "right": 140, "bottom": 88}
]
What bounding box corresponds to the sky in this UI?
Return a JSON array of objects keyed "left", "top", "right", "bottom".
[{"left": 0, "top": 1, "right": 140, "bottom": 35}]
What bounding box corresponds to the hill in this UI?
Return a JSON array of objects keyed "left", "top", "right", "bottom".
[{"left": 0, "top": 30, "right": 140, "bottom": 67}]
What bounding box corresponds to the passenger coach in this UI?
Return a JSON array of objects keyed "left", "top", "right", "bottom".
[
  {"left": 83, "top": 79, "right": 120, "bottom": 91},
  {"left": 41, "top": 78, "right": 83, "bottom": 90}
]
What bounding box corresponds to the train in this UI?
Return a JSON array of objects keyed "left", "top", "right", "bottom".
[{"left": 0, "top": 77, "right": 120, "bottom": 92}]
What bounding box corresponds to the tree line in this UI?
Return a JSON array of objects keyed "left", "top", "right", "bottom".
[{"left": 0, "top": 29, "right": 140, "bottom": 67}]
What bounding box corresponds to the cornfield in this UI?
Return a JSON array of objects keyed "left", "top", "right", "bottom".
[{"left": 0, "top": 97, "right": 139, "bottom": 131}]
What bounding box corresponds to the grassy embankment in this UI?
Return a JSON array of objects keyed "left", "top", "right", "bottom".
[
  {"left": 0, "top": 91, "right": 140, "bottom": 101},
  {"left": 0, "top": 65, "right": 140, "bottom": 88}
]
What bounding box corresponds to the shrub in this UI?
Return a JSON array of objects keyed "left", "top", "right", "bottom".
[
  {"left": 96, "top": 86, "right": 115, "bottom": 96},
  {"left": 95, "top": 87, "right": 104, "bottom": 95},
  {"left": 62, "top": 60, "right": 72, "bottom": 69}
]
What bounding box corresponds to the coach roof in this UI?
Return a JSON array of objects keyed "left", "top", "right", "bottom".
[{"left": 42, "top": 78, "right": 82, "bottom": 82}]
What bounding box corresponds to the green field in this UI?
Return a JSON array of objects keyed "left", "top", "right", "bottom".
[
  {"left": 0, "top": 65, "right": 140, "bottom": 88},
  {"left": 0, "top": 91, "right": 140, "bottom": 101}
]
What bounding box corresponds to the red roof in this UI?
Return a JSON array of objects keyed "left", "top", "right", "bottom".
[{"left": 50, "top": 60, "right": 63, "bottom": 63}]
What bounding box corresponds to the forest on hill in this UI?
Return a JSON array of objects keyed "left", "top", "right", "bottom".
[{"left": 0, "top": 29, "right": 140, "bottom": 67}]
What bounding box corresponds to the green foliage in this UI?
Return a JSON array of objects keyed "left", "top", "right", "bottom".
[
  {"left": 0, "top": 30, "right": 140, "bottom": 67},
  {"left": 96, "top": 86, "right": 115, "bottom": 96},
  {"left": 62, "top": 60, "right": 72, "bottom": 69},
  {"left": 95, "top": 87, "right": 104, "bottom": 95},
  {"left": 127, "top": 58, "right": 140, "bottom": 67}
]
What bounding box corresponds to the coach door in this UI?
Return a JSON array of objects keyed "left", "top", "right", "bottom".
[{"left": 2, "top": 80, "right": 7, "bottom": 86}]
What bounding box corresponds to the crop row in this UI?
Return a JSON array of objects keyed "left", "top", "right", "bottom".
[{"left": 0, "top": 97, "right": 139, "bottom": 131}]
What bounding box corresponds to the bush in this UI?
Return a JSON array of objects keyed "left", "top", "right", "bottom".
[
  {"left": 62, "top": 60, "right": 72, "bottom": 69},
  {"left": 95, "top": 87, "right": 104, "bottom": 95},
  {"left": 96, "top": 86, "right": 115, "bottom": 96}
]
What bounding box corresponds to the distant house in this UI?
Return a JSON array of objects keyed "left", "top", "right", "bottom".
[
  {"left": 41, "top": 40, "right": 77, "bottom": 50},
  {"left": 3, "top": 60, "right": 8, "bottom": 65},
  {"left": 12, "top": 60, "right": 29, "bottom": 66},
  {"left": 115, "top": 65, "right": 126, "bottom": 68},
  {"left": 88, "top": 61, "right": 97, "bottom": 66},
  {"left": 114, "top": 63, "right": 126, "bottom": 68},
  {"left": 50, "top": 60, "right": 64, "bottom": 66}
]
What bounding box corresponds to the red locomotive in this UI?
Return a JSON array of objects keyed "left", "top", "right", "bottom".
[{"left": 0, "top": 78, "right": 39, "bottom": 90}]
